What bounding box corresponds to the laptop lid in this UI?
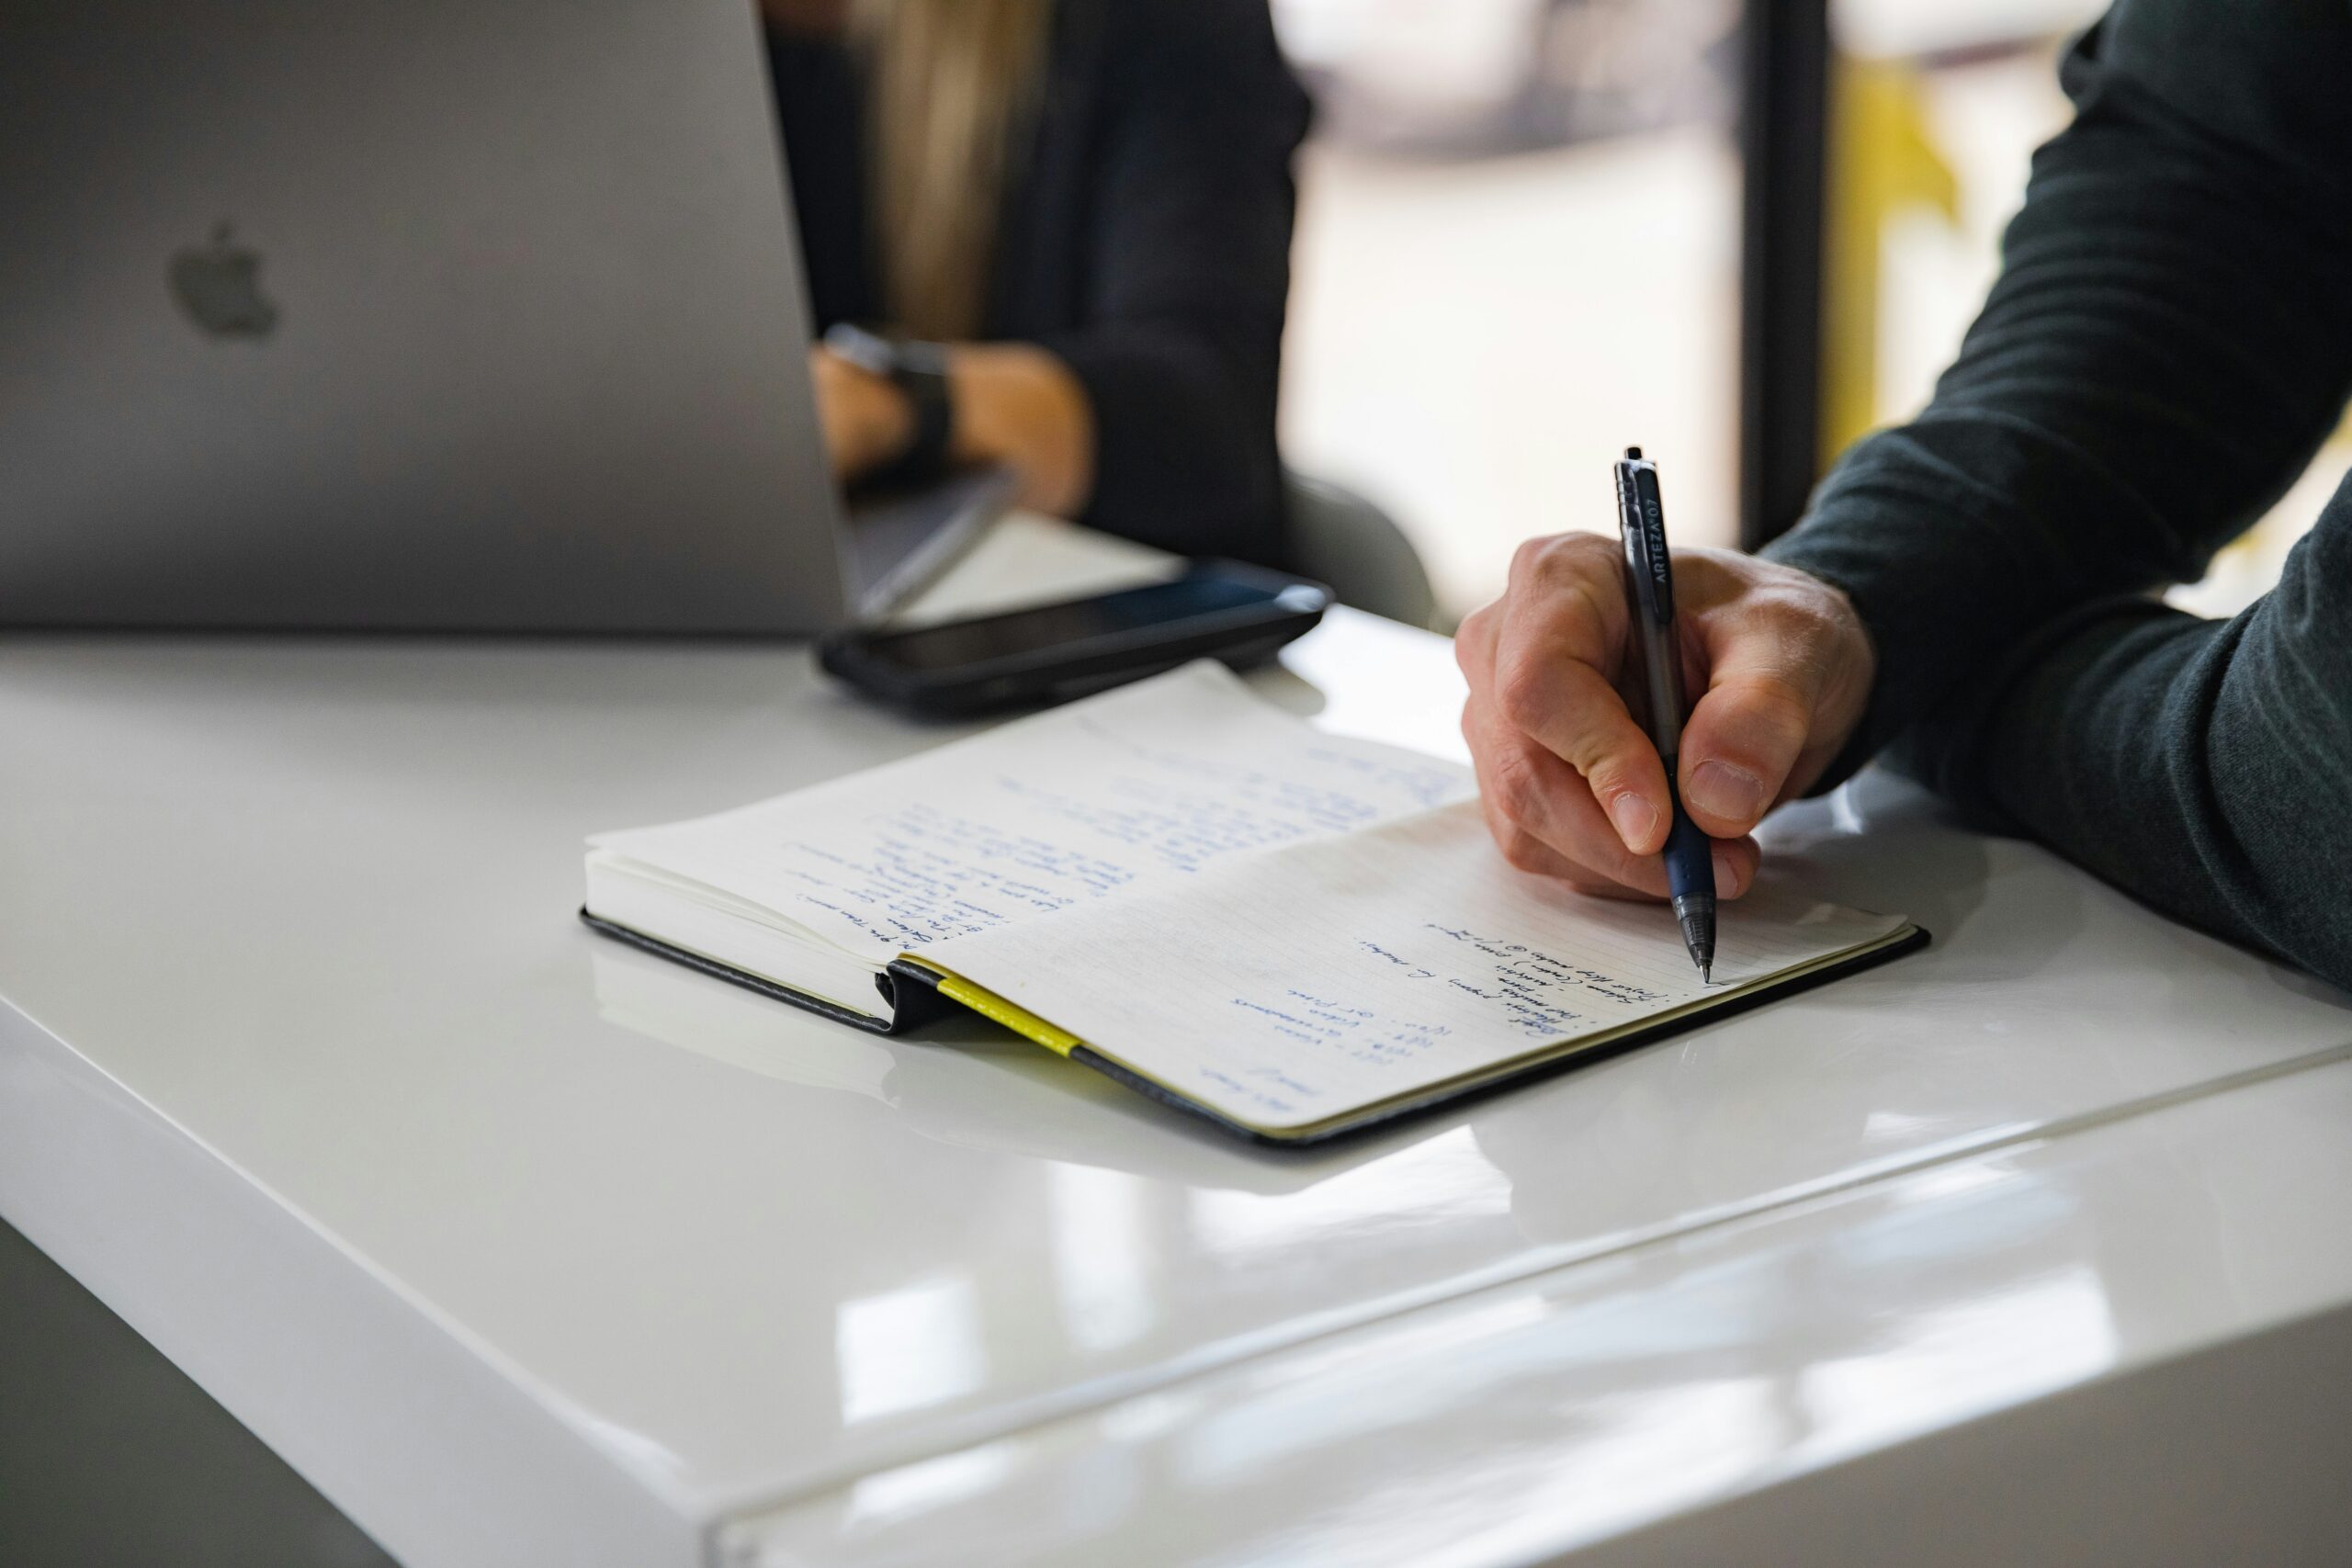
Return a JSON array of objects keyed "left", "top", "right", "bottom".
[{"left": 0, "top": 0, "right": 865, "bottom": 634}]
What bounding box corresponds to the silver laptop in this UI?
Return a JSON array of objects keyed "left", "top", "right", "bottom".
[{"left": 0, "top": 0, "right": 1004, "bottom": 634}]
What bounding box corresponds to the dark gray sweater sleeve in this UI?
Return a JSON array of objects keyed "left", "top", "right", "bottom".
[
  {"left": 1759, "top": 0, "right": 2352, "bottom": 985},
  {"left": 1966, "top": 503, "right": 2352, "bottom": 987}
]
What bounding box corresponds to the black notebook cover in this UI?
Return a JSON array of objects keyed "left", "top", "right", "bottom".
[
  {"left": 580, "top": 910, "right": 963, "bottom": 1035},
  {"left": 582, "top": 908, "right": 1928, "bottom": 1147}
]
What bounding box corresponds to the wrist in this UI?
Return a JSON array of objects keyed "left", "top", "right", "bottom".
[
  {"left": 943, "top": 343, "right": 1095, "bottom": 516},
  {"left": 843, "top": 369, "right": 914, "bottom": 473},
  {"left": 823, "top": 323, "right": 955, "bottom": 485},
  {"left": 1798, "top": 581, "right": 1882, "bottom": 796}
]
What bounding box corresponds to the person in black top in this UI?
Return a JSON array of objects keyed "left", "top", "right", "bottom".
[
  {"left": 1453, "top": 0, "right": 2352, "bottom": 991},
  {"left": 762, "top": 0, "right": 1311, "bottom": 568}
]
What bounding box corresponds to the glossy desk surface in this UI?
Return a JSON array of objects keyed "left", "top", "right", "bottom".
[{"left": 4, "top": 519, "right": 2350, "bottom": 1567}]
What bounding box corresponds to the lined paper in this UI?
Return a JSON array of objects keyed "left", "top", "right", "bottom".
[
  {"left": 590, "top": 662, "right": 1475, "bottom": 963},
  {"left": 926, "top": 802, "right": 1908, "bottom": 1133}
]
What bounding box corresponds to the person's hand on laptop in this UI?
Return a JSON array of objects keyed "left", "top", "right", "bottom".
[
  {"left": 1456, "top": 532, "right": 1876, "bottom": 901},
  {"left": 810, "top": 344, "right": 915, "bottom": 482}
]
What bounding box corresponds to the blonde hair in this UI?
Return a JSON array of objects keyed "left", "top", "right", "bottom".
[{"left": 854, "top": 0, "right": 1053, "bottom": 342}]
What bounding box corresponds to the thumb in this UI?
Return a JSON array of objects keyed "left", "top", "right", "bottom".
[{"left": 1676, "top": 636, "right": 1825, "bottom": 839}]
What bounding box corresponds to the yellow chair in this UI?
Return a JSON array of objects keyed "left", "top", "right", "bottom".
[{"left": 1820, "top": 55, "right": 1961, "bottom": 472}]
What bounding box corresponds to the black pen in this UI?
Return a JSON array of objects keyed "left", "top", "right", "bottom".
[{"left": 1611, "top": 447, "right": 1716, "bottom": 983}]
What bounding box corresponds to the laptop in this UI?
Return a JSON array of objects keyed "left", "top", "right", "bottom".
[{"left": 0, "top": 0, "right": 1005, "bottom": 634}]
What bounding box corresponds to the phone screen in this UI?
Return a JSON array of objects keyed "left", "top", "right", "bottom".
[{"left": 870, "top": 575, "right": 1306, "bottom": 672}]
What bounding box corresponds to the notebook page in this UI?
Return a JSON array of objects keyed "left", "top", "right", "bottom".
[
  {"left": 589, "top": 662, "right": 1473, "bottom": 964},
  {"left": 922, "top": 801, "right": 1908, "bottom": 1134}
]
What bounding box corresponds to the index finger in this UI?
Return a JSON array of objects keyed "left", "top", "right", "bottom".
[{"left": 1487, "top": 535, "right": 1672, "bottom": 857}]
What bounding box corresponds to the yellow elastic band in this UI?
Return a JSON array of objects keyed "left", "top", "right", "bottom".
[{"left": 926, "top": 969, "right": 1086, "bottom": 1058}]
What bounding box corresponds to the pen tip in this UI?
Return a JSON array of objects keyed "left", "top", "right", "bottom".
[
  {"left": 1701, "top": 964, "right": 1712, "bottom": 986},
  {"left": 1624, "top": 445, "right": 1643, "bottom": 460}
]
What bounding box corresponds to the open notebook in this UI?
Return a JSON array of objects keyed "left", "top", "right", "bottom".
[{"left": 583, "top": 663, "right": 1924, "bottom": 1143}]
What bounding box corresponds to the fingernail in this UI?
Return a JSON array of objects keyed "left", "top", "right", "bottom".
[
  {"left": 1689, "top": 760, "right": 1767, "bottom": 824},
  {"left": 1712, "top": 849, "right": 1742, "bottom": 895},
  {"left": 1608, "top": 792, "right": 1658, "bottom": 852}
]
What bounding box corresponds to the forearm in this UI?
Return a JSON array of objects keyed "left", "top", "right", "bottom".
[
  {"left": 1766, "top": 2, "right": 2352, "bottom": 783},
  {"left": 946, "top": 343, "right": 1096, "bottom": 518},
  {"left": 1912, "top": 497, "right": 2352, "bottom": 990}
]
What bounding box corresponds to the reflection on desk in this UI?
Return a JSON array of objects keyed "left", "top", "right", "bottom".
[{"left": 3, "top": 515, "right": 2349, "bottom": 1568}]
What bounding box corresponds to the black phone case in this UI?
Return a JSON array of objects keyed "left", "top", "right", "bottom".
[{"left": 817, "top": 560, "right": 1329, "bottom": 717}]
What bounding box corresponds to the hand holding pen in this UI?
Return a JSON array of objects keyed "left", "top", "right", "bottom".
[{"left": 1453, "top": 449, "right": 1878, "bottom": 953}]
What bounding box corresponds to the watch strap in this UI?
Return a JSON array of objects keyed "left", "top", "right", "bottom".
[
  {"left": 822, "top": 322, "right": 954, "bottom": 488},
  {"left": 888, "top": 346, "right": 955, "bottom": 486}
]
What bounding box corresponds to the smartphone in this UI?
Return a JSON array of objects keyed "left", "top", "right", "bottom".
[{"left": 817, "top": 560, "right": 1330, "bottom": 716}]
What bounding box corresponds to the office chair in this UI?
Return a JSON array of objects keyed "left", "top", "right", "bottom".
[{"left": 1283, "top": 470, "right": 1441, "bottom": 630}]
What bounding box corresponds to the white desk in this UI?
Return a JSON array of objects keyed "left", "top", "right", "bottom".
[{"left": 6, "top": 517, "right": 2351, "bottom": 1567}]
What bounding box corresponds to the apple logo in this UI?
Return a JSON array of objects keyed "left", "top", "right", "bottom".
[{"left": 169, "top": 221, "right": 279, "bottom": 339}]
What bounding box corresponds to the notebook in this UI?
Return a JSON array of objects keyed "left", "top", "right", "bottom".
[{"left": 582, "top": 662, "right": 1926, "bottom": 1143}]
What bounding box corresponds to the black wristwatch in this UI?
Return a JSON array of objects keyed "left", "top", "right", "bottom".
[{"left": 823, "top": 321, "right": 955, "bottom": 486}]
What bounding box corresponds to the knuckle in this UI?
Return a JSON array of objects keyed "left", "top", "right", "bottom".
[
  {"left": 1583, "top": 757, "right": 1646, "bottom": 812},
  {"left": 1555, "top": 705, "right": 1637, "bottom": 783},
  {"left": 1454, "top": 600, "right": 1497, "bottom": 655},
  {"left": 1485, "top": 747, "right": 1548, "bottom": 829},
  {"left": 1508, "top": 536, "right": 1551, "bottom": 581},
  {"left": 1498, "top": 830, "right": 1555, "bottom": 874},
  {"left": 1561, "top": 574, "right": 1623, "bottom": 655},
  {"left": 1493, "top": 659, "right": 1555, "bottom": 734},
  {"left": 1536, "top": 533, "right": 1618, "bottom": 591},
  {"left": 1512, "top": 530, "right": 1614, "bottom": 589}
]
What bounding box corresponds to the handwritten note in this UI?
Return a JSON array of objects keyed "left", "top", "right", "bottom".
[
  {"left": 589, "top": 662, "right": 1474, "bottom": 963},
  {"left": 924, "top": 802, "right": 1908, "bottom": 1134}
]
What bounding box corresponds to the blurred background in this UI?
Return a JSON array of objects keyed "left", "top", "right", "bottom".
[{"left": 1270, "top": 0, "right": 2348, "bottom": 624}]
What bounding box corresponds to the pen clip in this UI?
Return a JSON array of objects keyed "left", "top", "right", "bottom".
[{"left": 1613, "top": 456, "right": 1674, "bottom": 626}]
